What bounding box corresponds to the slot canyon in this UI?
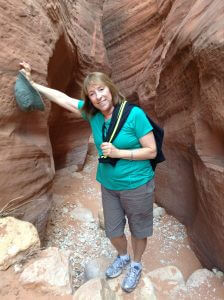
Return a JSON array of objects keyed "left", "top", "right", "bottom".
[{"left": 0, "top": 0, "right": 224, "bottom": 299}]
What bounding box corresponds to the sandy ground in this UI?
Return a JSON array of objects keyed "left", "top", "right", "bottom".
[{"left": 1, "top": 141, "right": 224, "bottom": 299}]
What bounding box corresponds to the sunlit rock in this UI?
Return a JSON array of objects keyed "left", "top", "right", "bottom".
[{"left": 0, "top": 217, "right": 40, "bottom": 270}]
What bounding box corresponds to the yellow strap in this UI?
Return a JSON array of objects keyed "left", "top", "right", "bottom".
[
  {"left": 101, "top": 101, "right": 127, "bottom": 158},
  {"left": 109, "top": 101, "right": 127, "bottom": 143}
]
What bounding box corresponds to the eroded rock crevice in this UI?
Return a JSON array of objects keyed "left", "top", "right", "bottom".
[{"left": 47, "top": 32, "right": 90, "bottom": 171}]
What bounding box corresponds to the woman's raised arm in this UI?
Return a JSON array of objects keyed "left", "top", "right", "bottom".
[{"left": 20, "top": 62, "right": 81, "bottom": 115}]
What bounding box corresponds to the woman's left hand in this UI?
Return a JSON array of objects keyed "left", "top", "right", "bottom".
[{"left": 101, "top": 142, "right": 120, "bottom": 158}]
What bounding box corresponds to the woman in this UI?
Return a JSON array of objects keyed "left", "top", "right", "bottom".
[{"left": 19, "top": 62, "right": 157, "bottom": 293}]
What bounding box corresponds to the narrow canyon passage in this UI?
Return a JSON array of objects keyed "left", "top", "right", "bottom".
[
  {"left": 1, "top": 0, "right": 224, "bottom": 299},
  {"left": 1, "top": 142, "right": 224, "bottom": 299}
]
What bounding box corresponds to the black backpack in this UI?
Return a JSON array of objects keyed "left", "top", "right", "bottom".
[{"left": 99, "top": 101, "right": 165, "bottom": 170}]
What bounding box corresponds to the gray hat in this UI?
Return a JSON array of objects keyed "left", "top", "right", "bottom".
[{"left": 14, "top": 71, "right": 45, "bottom": 112}]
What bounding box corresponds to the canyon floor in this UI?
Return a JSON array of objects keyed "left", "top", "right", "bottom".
[{"left": 1, "top": 140, "right": 224, "bottom": 299}]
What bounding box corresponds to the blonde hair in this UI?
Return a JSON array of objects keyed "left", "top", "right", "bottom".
[{"left": 81, "top": 72, "right": 125, "bottom": 117}]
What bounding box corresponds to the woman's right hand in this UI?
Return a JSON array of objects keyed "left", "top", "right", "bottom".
[{"left": 19, "top": 61, "right": 34, "bottom": 84}]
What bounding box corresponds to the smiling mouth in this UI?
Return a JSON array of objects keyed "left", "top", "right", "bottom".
[{"left": 98, "top": 99, "right": 107, "bottom": 104}]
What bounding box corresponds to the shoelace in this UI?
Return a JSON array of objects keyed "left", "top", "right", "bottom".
[
  {"left": 111, "top": 256, "right": 128, "bottom": 270},
  {"left": 114, "top": 257, "right": 124, "bottom": 268},
  {"left": 126, "top": 267, "right": 140, "bottom": 281}
]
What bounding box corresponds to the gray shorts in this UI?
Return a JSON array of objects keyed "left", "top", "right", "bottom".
[{"left": 101, "top": 179, "right": 155, "bottom": 239}]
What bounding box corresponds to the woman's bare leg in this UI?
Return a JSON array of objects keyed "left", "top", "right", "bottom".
[
  {"left": 110, "top": 234, "right": 128, "bottom": 255},
  {"left": 131, "top": 235, "right": 147, "bottom": 262}
]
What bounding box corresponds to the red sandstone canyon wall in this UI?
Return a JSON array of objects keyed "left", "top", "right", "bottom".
[
  {"left": 0, "top": 0, "right": 110, "bottom": 239},
  {"left": 103, "top": 0, "right": 224, "bottom": 271},
  {"left": 0, "top": 0, "right": 223, "bottom": 272},
  {"left": 140, "top": 0, "right": 224, "bottom": 272}
]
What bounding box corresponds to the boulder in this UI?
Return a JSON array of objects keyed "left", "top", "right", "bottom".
[
  {"left": 83, "top": 257, "right": 112, "bottom": 282},
  {"left": 153, "top": 207, "right": 166, "bottom": 218},
  {"left": 107, "top": 272, "right": 157, "bottom": 299},
  {"left": 73, "top": 278, "right": 121, "bottom": 300},
  {"left": 0, "top": 217, "right": 40, "bottom": 270},
  {"left": 148, "top": 265, "right": 186, "bottom": 297},
  {"left": 20, "top": 247, "right": 72, "bottom": 295}
]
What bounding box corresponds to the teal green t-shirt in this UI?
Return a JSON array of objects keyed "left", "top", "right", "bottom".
[{"left": 78, "top": 100, "right": 154, "bottom": 190}]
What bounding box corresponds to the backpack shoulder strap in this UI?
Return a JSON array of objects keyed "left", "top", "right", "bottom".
[
  {"left": 122, "top": 103, "right": 166, "bottom": 170},
  {"left": 102, "top": 101, "right": 165, "bottom": 170},
  {"left": 106, "top": 101, "right": 135, "bottom": 143}
]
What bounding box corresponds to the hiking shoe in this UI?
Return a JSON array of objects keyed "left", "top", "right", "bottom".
[
  {"left": 105, "top": 255, "right": 130, "bottom": 278},
  {"left": 121, "top": 265, "right": 142, "bottom": 292}
]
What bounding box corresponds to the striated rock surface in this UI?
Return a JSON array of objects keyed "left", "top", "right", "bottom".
[
  {"left": 47, "top": 0, "right": 111, "bottom": 171},
  {"left": 0, "top": 0, "right": 110, "bottom": 239},
  {"left": 137, "top": 0, "right": 224, "bottom": 271},
  {"left": 0, "top": 217, "right": 40, "bottom": 270},
  {"left": 103, "top": 0, "right": 172, "bottom": 101},
  {"left": 103, "top": 0, "right": 224, "bottom": 272}
]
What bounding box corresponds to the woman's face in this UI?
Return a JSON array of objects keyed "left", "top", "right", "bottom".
[{"left": 87, "top": 83, "right": 113, "bottom": 114}]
